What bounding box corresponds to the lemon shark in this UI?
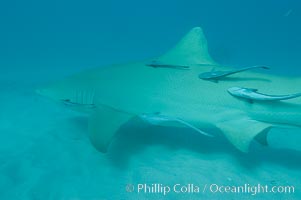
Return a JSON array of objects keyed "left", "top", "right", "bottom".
[{"left": 37, "top": 27, "right": 301, "bottom": 153}]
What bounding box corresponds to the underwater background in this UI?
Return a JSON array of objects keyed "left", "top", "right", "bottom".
[{"left": 0, "top": 0, "right": 301, "bottom": 199}]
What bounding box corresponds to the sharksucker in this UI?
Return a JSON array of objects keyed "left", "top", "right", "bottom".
[
  {"left": 139, "top": 113, "right": 214, "bottom": 137},
  {"left": 146, "top": 61, "right": 218, "bottom": 70},
  {"left": 146, "top": 60, "right": 190, "bottom": 70},
  {"left": 228, "top": 87, "right": 301, "bottom": 102},
  {"left": 199, "top": 65, "right": 270, "bottom": 82}
]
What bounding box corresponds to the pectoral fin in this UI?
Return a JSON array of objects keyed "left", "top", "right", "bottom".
[
  {"left": 88, "top": 106, "right": 134, "bottom": 153},
  {"left": 216, "top": 118, "right": 273, "bottom": 152}
]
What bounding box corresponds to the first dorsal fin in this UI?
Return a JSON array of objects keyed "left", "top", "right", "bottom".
[{"left": 157, "top": 27, "right": 217, "bottom": 66}]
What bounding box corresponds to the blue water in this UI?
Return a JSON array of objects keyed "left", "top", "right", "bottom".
[{"left": 1, "top": 0, "right": 301, "bottom": 199}]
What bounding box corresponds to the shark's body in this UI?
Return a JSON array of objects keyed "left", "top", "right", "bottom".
[{"left": 37, "top": 27, "right": 301, "bottom": 153}]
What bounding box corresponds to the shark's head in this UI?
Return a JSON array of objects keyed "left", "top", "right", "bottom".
[
  {"left": 36, "top": 80, "right": 96, "bottom": 113},
  {"left": 228, "top": 87, "right": 257, "bottom": 94},
  {"left": 227, "top": 87, "right": 243, "bottom": 94}
]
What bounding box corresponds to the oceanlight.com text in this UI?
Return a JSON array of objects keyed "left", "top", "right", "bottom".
[
  {"left": 208, "top": 183, "right": 295, "bottom": 196},
  {"left": 125, "top": 183, "right": 295, "bottom": 196}
]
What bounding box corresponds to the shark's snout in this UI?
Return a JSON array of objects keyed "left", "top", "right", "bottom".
[
  {"left": 35, "top": 83, "right": 68, "bottom": 102},
  {"left": 227, "top": 87, "right": 242, "bottom": 93}
]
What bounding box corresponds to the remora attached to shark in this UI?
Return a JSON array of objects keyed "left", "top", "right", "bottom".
[{"left": 37, "top": 27, "right": 301, "bottom": 153}]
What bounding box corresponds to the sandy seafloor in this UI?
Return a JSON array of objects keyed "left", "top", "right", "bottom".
[
  {"left": 0, "top": 65, "right": 301, "bottom": 200},
  {"left": 1, "top": 0, "right": 301, "bottom": 199}
]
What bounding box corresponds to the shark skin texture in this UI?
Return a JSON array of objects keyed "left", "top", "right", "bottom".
[{"left": 37, "top": 27, "right": 301, "bottom": 153}]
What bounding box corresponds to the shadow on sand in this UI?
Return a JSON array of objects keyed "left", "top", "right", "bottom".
[{"left": 70, "top": 116, "right": 301, "bottom": 170}]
